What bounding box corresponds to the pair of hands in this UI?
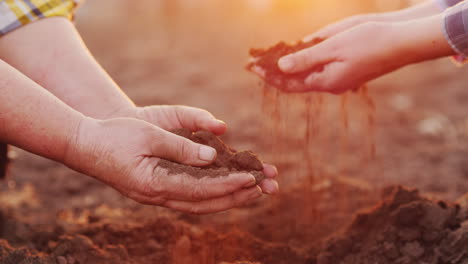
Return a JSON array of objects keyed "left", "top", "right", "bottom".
[
  {"left": 65, "top": 106, "right": 278, "bottom": 215},
  {"left": 274, "top": 11, "right": 453, "bottom": 94}
]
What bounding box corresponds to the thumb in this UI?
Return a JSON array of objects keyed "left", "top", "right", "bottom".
[
  {"left": 278, "top": 42, "right": 334, "bottom": 74},
  {"left": 151, "top": 127, "right": 217, "bottom": 166},
  {"left": 171, "top": 106, "right": 227, "bottom": 136}
]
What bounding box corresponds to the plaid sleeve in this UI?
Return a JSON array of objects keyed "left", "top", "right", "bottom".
[
  {"left": 434, "top": 0, "right": 465, "bottom": 10},
  {"left": 0, "top": 0, "right": 82, "bottom": 37},
  {"left": 442, "top": 1, "right": 468, "bottom": 63}
]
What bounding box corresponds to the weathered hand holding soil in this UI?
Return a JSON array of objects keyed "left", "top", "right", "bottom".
[{"left": 158, "top": 129, "right": 265, "bottom": 184}]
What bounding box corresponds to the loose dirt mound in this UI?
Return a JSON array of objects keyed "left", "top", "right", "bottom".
[
  {"left": 0, "top": 210, "right": 306, "bottom": 264},
  {"left": 246, "top": 38, "right": 323, "bottom": 90},
  {"left": 158, "top": 129, "right": 265, "bottom": 183},
  {"left": 316, "top": 186, "right": 468, "bottom": 264},
  {"left": 0, "top": 184, "right": 466, "bottom": 263}
]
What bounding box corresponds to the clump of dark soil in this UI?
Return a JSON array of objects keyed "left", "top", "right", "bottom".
[
  {"left": 158, "top": 129, "right": 265, "bottom": 184},
  {"left": 246, "top": 38, "right": 323, "bottom": 90},
  {"left": 0, "top": 143, "right": 8, "bottom": 179},
  {"left": 315, "top": 186, "right": 468, "bottom": 264}
]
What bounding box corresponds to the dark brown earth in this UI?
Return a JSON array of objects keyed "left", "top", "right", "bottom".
[
  {"left": 158, "top": 129, "right": 265, "bottom": 184},
  {"left": 246, "top": 38, "right": 323, "bottom": 91},
  {"left": 315, "top": 186, "right": 468, "bottom": 264},
  {"left": 0, "top": 184, "right": 466, "bottom": 264},
  {"left": 0, "top": 175, "right": 378, "bottom": 264},
  {"left": 0, "top": 143, "right": 8, "bottom": 179}
]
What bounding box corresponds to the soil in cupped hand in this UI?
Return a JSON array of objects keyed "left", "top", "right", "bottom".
[
  {"left": 158, "top": 128, "right": 265, "bottom": 184},
  {"left": 246, "top": 38, "right": 324, "bottom": 91}
]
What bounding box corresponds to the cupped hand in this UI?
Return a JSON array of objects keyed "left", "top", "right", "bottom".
[
  {"left": 65, "top": 117, "right": 267, "bottom": 214},
  {"left": 277, "top": 22, "right": 404, "bottom": 94},
  {"left": 110, "top": 105, "right": 279, "bottom": 194}
]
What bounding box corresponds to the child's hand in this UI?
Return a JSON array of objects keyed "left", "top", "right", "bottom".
[
  {"left": 65, "top": 117, "right": 265, "bottom": 214},
  {"left": 303, "top": 1, "right": 440, "bottom": 42},
  {"left": 110, "top": 105, "right": 279, "bottom": 195},
  {"left": 278, "top": 15, "right": 453, "bottom": 94},
  {"left": 278, "top": 22, "right": 398, "bottom": 93}
]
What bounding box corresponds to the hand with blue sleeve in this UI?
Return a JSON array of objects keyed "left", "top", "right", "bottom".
[{"left": 275, "top": 1, "right": 464, "bottom": 93}]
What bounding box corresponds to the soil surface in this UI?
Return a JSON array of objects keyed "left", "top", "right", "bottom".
[
  {"left": 246, "top": 39, "right": 323, "bottom": 91},
  {"left": 0, "top": 185, "right": 466, "bottom": 264},
  {"left": 316, "top": 186, "right": 468, "bottom": 264},
  {"left": 158, "top": 129, "right": 265, "bottom": 183}
]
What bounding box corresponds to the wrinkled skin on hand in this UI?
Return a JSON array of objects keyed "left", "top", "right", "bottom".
[
  {"left": 111, "top": 105, "right": 279, "bottom": 195},
  {"left": 64, "top": 116, "right": 278, "bottom": 215}
]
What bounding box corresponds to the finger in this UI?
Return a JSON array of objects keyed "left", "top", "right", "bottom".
[
  {"left": 163, "top": 186, "right": 262, "bottom": 215},
  {"left": 303, "top": 16, "right": 365, "bottom": 42},
  {"left": 153, "top": 168, "right": 257, "bottom": 201},
  {"left": 249, "top": 65, "right": 266, "bottom": 79},
  {"left": 151, "top": 128, "right": 217, "bottom": 166},
  {"left": 303, "top": 23, "right": 343, "bottom": 43},
  {"left": 258, "top": 179, "right": 279, "bottom": 195},
  {"left": 303, "top": 29, "right": 333, "bottom": 43},
  {"left": 303, "top": 62, "right": 356, "bottom": 94},
  {"left": 173, "top": 106, "right": 227, "bottom": 135},
  {"left": 262, "top": 163, "right": 278, "bottom": 179},
  {"left": 303, "top": 33, "right": 323, "bottom": 43},
  {"left": 143, "top": 106, "right": 227, "bottom": 135},
  {"left": 303, "top": 24, "right": 345, "bottom": 43},
  {"left": 278, "top": 43, "right": 335, "bottom": 74},
  {"left": 280, "top": 62, "right": 347, "bottom": 93}
]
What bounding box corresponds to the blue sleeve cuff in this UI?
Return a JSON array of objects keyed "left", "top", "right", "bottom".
[
  {"left": 434, "top": 0, "right": 465, "bottom": 10},
  {"left": 442, "top": 2, "right": 468, "bottom": 64}
]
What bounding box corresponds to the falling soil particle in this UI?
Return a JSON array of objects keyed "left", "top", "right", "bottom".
[
  {"left": 158, "top": 129, "right": 265, "bottom": 184},
  {"left": 315, "top": 186, "right": 468, "bottom": 264},
  {"left": 0, "top": 143, "right": 8, "bottom": 179},
  {"left": 246, "top": 38, "right": 323, "bottom": 91}
]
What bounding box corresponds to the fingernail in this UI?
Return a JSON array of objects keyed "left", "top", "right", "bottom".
[
  {"left": 278, "top": 57, "right": 294, "bottom": 72},
  {"left": 243, "top": 175, "right": 256, "bottom": 188},
  {"left": 249, "top": 187, "right": 262, "bottom": 199},
  {"left": 263, "top": 181, "right": 279, "bottom": 195},
  {"left": 215, "top": 119, "right": 227, "bottom": 129},
  {"left": 198, "top": 145, "right": 216, "bottom": 162},
  {"left": 263, "top": 164, "right": 278, "bottom": 178}
]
